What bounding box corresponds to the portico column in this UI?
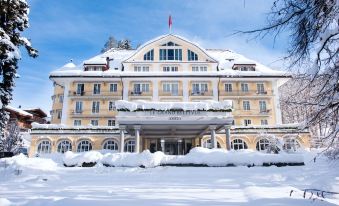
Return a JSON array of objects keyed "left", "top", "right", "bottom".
[
  {"left": 209, "top": 125, "right": 217, "bottom": 149},
  {"left": 161, "top": 139, "right": 165, "bottom": 153},
  {"left": 225, "top": 125, "right": 231, "bottom": 150},
  {"left": 119, "top": 126, "right": 126, "bottom": 152},
  {"left": 134, "top": 125, "right": 141, "bottom": 153}
]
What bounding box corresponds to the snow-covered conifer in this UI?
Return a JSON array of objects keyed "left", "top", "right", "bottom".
[{"left": 0, "top": 0, "right": 38, "bottom": 149}]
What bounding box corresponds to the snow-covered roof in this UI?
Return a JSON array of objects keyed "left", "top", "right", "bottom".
[
  {"left": 5, "top": 106, "right": 33, "bottom": 117},
  {"left": 50, "top": 34, "right": 290, "bottom": 78},
  {"left": 206, "top": 49, "right": 286, "bottom": 75},
  {"left": 123, "top": 34, "right": 218, "bottom": 62}
]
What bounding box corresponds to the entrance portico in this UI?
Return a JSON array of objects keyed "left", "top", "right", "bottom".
[{"left": 116, "top": 107, "right": 233, "bottom": 154}]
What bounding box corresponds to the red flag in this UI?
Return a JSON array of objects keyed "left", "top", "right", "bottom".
[{"left": 168, "top": 15, "right": 172, "bottom": 30}]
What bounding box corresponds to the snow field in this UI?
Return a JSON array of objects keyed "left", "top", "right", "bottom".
[{"left": 0, "top": 150, "right": 338, "bottom": 206}]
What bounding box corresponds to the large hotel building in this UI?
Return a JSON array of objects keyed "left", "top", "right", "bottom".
[{"left": 29, "top": 34, "right": 310, "bottom": 156}]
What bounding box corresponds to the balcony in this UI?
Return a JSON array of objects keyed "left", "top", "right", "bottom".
[
  {"left": 233, "top": 109, "right": 272, "bottom": 116},
  {"left": 219, "top": 90, "right": 273, "bottom": 96},
  {"left": 68, "top": 91, "right": 121, "bottom": 98},
  {"left": 70, "top": 110, "right": 116, "bottom": 118},
  {"left": 189, "top": 90, "right": 213, "bottom": 96},
  {"left": 129, "top": 91, "right": 153, "bottom": 96},
  {"left": 159, "top": 90, "right": 183, "bottom": 96}
]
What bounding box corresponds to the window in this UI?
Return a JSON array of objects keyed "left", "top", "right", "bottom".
[
  {"left": 202, "top": 139, "right": 221, "bottom": 149},
  {"left": 259, "top": 100, "right": 267, "bottom": 112},
  {"left": 240, "top": 66, "right": 249, "bottom": 71},
  {"left": 57, "top": 140, "right": 72, "bottom": 153},
  {"left": 103, "top": 139, "right": 118, "bottom": 151},
  {"left": 231, "top": 139, "right": 248, "bottom": 150},
  {"left": 192, "top": 66, "right": 207, "bottom": 72},
  {"left": 134, "top": 66, "right": 149, "bottom": 72},
  {"left": 188, "top": 50, "right": 198, "bottom": 61},
  {"left": 261, "top": 119, "right": 268, "bottom": 125},
  {"left": 37, "top": 140, "right": 51, "bottom": 154},
  {"left": 256, "top": 139, "right": 269, "bottom": 151},
  {"left": 108, "top": 101, "right": 116, "bottom": 111},
  {"left": 76, "top": 83, "right": 84, "bottom": 95},
  {"left": 133, "top": 83, "right": 150, "bottom": 94},
  {"left": 74, "top": 120, "right": 81, "bottom": 126},
  {"left": 241, "top": 83, "right": 249, "bottom": 92},
  {"left": 110, "top": 83, "right": 118, "bottom": 92},
  {"left": 243, "top": 101, "right": 251, "bottom": 110},
  {"left": 161, "top": 41, "right": 180, "bottom": 46},
  {"left": 93, "top": 84, "right": 101, "bottom": 94},
  {"left": 224, "top": 83, "right": 233, "bottom": 92},
  {"left": 75, "top": 101, "right": 83, "bottom": 113},
  {"left": 57, "top": 110, "right": 62, "bottom": 119},
  {"left": 244, "top": 119, "right": 252, "bottom": 126},
  {"left": 159, "top": 49, "right": 182, "bottom": 60},
  {"left": 77, "top": 140, "right": 92, "bottom": 152},
  {"left": 92, "top": 101, "right": 100, "bottom": 113},
  {"left": 192, "top": 83, "right": 208, "bottom": 94},
  {"left": 124, "top": 140, "right": 135, "bottom": 152},
  {"left": 257, "top": 83, "right": 265, "bottom": 94},
  {"left": 162, "top": 82, "right": 179, "bottom": 95},
  {"left": 163, "top": 66, "right": 178, "bottom": 72},
  {"left": 59, "top": 95, "right": 63, "bottom": 103},
  {"left": 143, "top": 49, "right": 154, "bottom": 61},
  {"left": 91, "top": 119, "right": 98, "bottom": 126},
  {"left": 107, "top": 119, "right": 115, "bottom": 126}
]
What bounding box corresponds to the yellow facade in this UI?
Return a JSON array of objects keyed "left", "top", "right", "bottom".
[{"left": 30, "top": 34, "right": 310, "bottom": 156}]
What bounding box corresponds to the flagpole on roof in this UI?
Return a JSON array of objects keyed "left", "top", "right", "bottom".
[{"left": 168, "top": 15, "right": 172, "bottom": 34}]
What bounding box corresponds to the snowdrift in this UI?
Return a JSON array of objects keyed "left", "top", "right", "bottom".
[{"left": 62, "top": 148, "right": 304, "bottom": 168}]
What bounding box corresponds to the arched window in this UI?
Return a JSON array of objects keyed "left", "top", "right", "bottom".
[
  {"left": 103, "top": 139, "right": 119, "bottom": 151},
  {"left": 77, "top": 140, "right": 92, "bottom": 152},
  {"left": 188, "top": 50, "right": 198, "bottom": 61},
  {"left": 202, "top": 138, "right": 221, "bottom": 148},
  {"left": 124, "top": 140, "right": 135, "bottom": 152},
  {"left": 57, "top": 140, "right": 72, "bottom": 153},
  {"left": 143, "top": 49, "right": 154, "bottom": 61},
  {"left": 231, "top": 139, "right": 248, "bottom": 150},
  {"left": 256, "top": 138, "right": 269, "bottom": 151},
  {"left": 37, "top": 140, "right": 51, "bottom": 154}
]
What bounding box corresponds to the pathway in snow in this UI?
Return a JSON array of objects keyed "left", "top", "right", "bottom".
[{"left": 0, "top": 153, "right": 338, "bottom": 206}]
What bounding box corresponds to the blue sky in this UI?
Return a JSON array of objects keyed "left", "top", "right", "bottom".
[{"left": 13, "top": 0, "right": 289, "bottom": 114}]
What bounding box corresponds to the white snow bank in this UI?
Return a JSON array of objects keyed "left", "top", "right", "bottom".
[
  {"left": 0, "top": 198, "right": 11, "bottom": 206},
  {"left": 101, "top": 150, "right": 165, "bottom": 167},
  {"left": 163, "top": 147, "right": 304, "bottom": 166},
  {"left": 1, "top": 154, "right": 58, "bottom": 171},
  {"left": 116, "top": 100, "right": 232, "bottom": 111},
  {"left": 63, "top": 151, "right": 103, "bottom": 166},
  {"left": 62, "top": 148, "right": 303, "bottom": 168}
]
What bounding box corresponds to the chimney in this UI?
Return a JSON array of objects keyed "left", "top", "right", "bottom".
[{"left": 105, "top": 57, "right": 110, "bottom": 71}]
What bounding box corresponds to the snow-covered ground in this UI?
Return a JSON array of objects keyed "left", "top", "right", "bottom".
[{"left": 0, "top": 150, "right": 338, "bottom": 206}]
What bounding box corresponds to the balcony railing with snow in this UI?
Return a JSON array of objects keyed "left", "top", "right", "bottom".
[
  {"left": 68, "top": 91, "right": 121, "bottom": 97},
  {"left": 219, "top": 90, "right": 273, "bottom": 96},
  {"left": 189, "top": 90, "right": 213, "bottom": 96}
]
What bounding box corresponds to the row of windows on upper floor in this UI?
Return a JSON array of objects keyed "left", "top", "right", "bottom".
[
  {"left": 143, "top": 49, "right": 198, "bottom": 61},
  {"left": 66, "top": 82, "right": 268, "bottom": 96},
  {"left": 133, "top": 65, "right": 208, "bottom": 72}
]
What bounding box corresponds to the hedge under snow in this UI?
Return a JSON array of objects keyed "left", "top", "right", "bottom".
[{"left": 61, "top": 147, "right": 304, "bottom": 167}]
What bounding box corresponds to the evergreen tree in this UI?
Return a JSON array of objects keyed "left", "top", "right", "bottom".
[
  {"left": 0, "top": 0, "right": 38, "bottom": 151},
  {"left": 100, "top": 36, "right": 118, "bottom": 53},
  {"left": 117, "top": 39, "right": 132, "bottom": 50}
]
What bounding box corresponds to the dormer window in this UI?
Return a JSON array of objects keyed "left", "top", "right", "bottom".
[
  {"left": 134, "top": 66, "right": 149, "bottom": 72},
  {"left": 232, "top": 64, "right": 256, "bottom": 71},
  {"left": 188, "top": 50, "right": 198, "bottom": 61},
  {"left": 161, "top": 41, "right": 180, "bottom": 46},
  {"left": 143, "top": 49, "right": 154, "bottom": 61},
  {"left": 84, "top": 66, "right": 104, "bottom": 71}
]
